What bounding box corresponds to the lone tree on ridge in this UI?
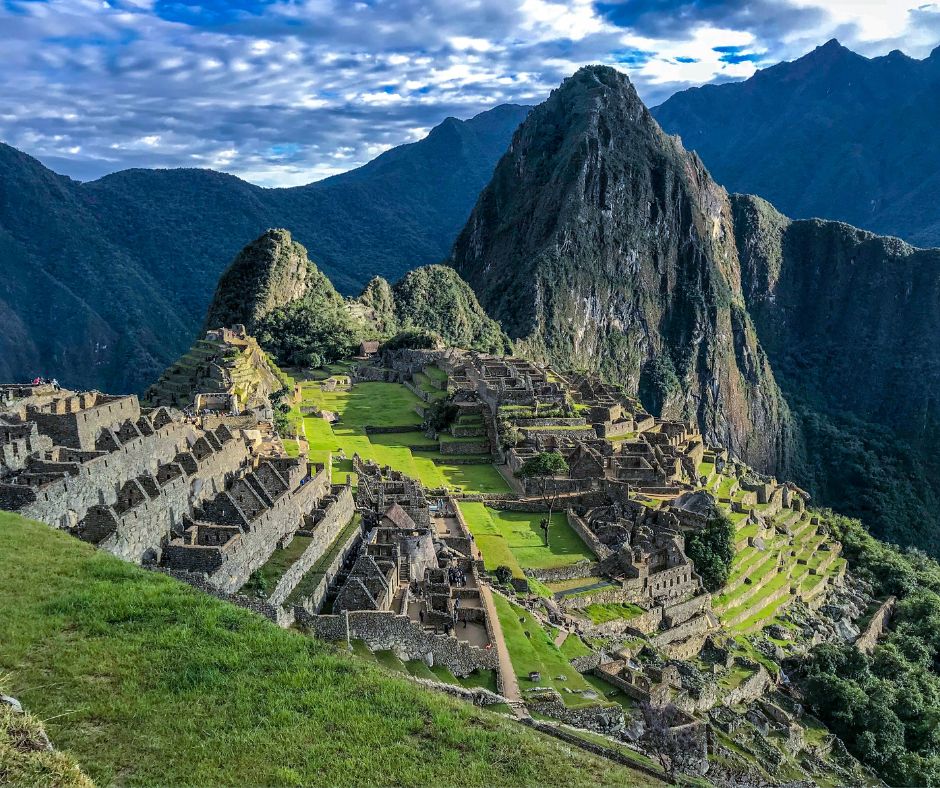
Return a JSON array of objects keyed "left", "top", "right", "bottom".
[{"left": 516, "top": 451, "right": 570, "bottom": 546}]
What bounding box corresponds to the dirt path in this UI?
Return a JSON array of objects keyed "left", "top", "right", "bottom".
[{"left": 553, "top": 628, "right": 569, "bottom": 648}]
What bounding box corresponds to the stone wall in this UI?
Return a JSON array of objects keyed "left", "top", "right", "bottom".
[
  {"left": 2, "top": 419, "right": 198, "bottom": 529},
  {"left": 267, "top": 487, "right": 356, "bottom": 607},
  {"left": 662, "top": 593, "right": 711, "bottom": 627},
  {"left": 855, "top": 596, "right": 897, "bottom": 655},
  {"left": 723, "top": 663, "right": 774, "bottom": 707},
  {"left": 165, "top": 467, "right": 328, "bottom": 593},
  {"left": 297, "top": 609, "right": 499, "bottom": 676},
  {"left": 650, "top": 612, "right": 710, "bottom": 648},
  {"left": 439, "top": 438, "right": 490, "bottom": 456},
  {"left": 566, "top": 509, "right": 611, "bottom": 560},
  {"left": 28, "top": 394, "right": 140, "bottom": 450},
  {"left": 525, "top": 561, "right": 600, "bottom": 583}
]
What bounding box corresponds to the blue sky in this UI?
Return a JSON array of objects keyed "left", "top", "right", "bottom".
[{"left": 1, "top": 0, "right": 938, "bottom": 186}]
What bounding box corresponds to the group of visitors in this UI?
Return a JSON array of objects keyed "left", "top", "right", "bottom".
[{"left": 30, "top": 376, "right": 59, "bottom": 390}]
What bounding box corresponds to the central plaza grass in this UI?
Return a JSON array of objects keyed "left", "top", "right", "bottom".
[
  {"left": 457, "top": 503, "right": 594, "bottom": 578},
  {"left": 0, "top": 513, "right": 645, "bottom": 787},
  {"left": 300, "top": 380, "right": 509, "bottom": 495}
]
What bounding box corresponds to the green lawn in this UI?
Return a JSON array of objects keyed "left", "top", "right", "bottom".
[
  {"left": 577, "top": 603, "right": 645, "bottom": 625},
  {"left": 458, "top": 504, "right": 594, "bottom": 576},
  {"left": 0, "top": 513, "right": 641, "bottom": 787},
  {"left": 491, "top": 595, "right": 601, "bottom": 707},
  {"left": 301, "top": 381, "right": 510, "bottom": 495}
]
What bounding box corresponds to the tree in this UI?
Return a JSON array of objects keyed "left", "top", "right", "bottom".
[
  {"left": 684, "top": 511, "right": 735, "bottom": 591},
  {"left": 516, "top": 452, "right": 569, "bottom": 546}
]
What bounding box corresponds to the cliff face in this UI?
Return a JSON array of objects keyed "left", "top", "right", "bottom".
[
  {"left": 734, "top": 194, "right": 940, "bottom": 550},
  {"left": 453, "top": 66, "right": 791, "bottom": 471}
]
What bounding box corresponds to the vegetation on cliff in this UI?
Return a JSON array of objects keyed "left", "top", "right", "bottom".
[
  {"left": 733, "top": 193, "right": 940, "bottom": 554},
  {"left": 204, "top": 229, "right": 361, "bottom": 367},
  {"left": 800, "top": 513, "right": 940, "bottom": 785},
  {"left": 383, "top": 265, "right": 511, "bottom": 355}
]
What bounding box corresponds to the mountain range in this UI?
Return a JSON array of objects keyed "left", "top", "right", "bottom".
[
  {"left": 653, "top": 39, "right": 940, "bottom": 248},
  {"left": 4, "top": 41, "right": 940, "bottom": 554},
  {"left": 0, "top": 103, "right": 530, "bottom": 393}
]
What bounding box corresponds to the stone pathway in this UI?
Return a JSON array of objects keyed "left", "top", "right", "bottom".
[
  {"left": 478, "top": 583, "right": 524, "bottom": 714},
  {"left": 553, "top": 628, "right": 569, "bottom": 648}
]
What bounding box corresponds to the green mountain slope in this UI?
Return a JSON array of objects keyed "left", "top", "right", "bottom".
[
  {"left": 365, "top": 265, "right": 511, "bottom": 354},
  {"left": 0, "top": 510, "right": 639, "bottom": 786},
  {"left": 0, "top": 104, "right": 529, "bottom": 393},
  {"left": 453, "top": 65, "right": 792, "bottom": 473},
  {"left": 653, "top": 40, "right": 940, "bottom": 248}
]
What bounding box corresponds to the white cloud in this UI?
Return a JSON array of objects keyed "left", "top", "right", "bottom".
[{"left": 0, "top": 0, "right": 934, "bottom": 186}]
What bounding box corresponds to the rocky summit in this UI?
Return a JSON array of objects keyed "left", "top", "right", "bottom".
[{"left": 453, "top": 65, "right": 791, "bottom": 474}]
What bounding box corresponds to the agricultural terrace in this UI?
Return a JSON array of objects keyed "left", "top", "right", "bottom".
[
  {"left": 458, "top": 503, "right": 594, "bottom": 579},
  {"left": 297, "top": 375, "right": 510, "bottom": 495}
]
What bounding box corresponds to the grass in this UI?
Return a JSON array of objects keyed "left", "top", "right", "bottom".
[
  {"left": 0, "top": 683, "right": 93, "bottom": 788},
  {"left": 578, "top": 603, "right": 645, "bottom": 625},
  {"left": 491, "top": 595, "right": 601, "bottom": 707},
  {"left": 241, "top": 534, "right": 312, "bottom": 597},
  {"left": 282, "top": 438, "right": 300, "bottom": 458},
  {"left": 301, "top": 381, "right": 510, "bottom": 495},
  {"left": 0, "top": 512, "right": 645, "bottom": 787},
  {"left": 458, "top": 504, "right": 594, "bottom": 576}
]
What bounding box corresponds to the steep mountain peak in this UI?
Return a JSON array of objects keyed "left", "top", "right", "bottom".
[
  {"left": 203, "top": 228, "right": 317, "bottom": 333},
  {"left": 452, "top": 68, "right": 791, "bottom": 470}
]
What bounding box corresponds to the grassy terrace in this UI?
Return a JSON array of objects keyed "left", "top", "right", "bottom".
[
  {"left": 492, "top": 595, "right": 603, "bottom": 707},
  {"left": 0, "top": 513, "right": 643, "bottom": 787},
  {"left": 242, "top": 534, "right": 313, "bottom": 596},
  {"left": 285, "top": 514, "right": 363, "bottom": 608},
  {"left": 458, "top": 504, "right": 594, "bottom": 578},
  {"left": 300, "top": 378, "right": 509, "bottom": 494}
]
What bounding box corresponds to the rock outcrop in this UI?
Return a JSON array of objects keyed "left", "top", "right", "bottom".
[{"left": 452, "top": 65, "right": 791, "bottom": 472}]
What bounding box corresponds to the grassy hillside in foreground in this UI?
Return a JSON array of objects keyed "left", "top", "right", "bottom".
[{"left": 0, "top": 512, "right": 643, "bottom": 787}]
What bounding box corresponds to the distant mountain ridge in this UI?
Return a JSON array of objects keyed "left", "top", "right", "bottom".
[
  {"left": 0, "top": 103, "right": 530, "bottom": 393},
  {"left": 653, "top": 39, "right": 940, "bottom": 248}
]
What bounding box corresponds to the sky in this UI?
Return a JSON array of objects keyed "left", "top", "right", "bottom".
[{"left": 1, "top": 0, "right": 938, "bottom": 186}]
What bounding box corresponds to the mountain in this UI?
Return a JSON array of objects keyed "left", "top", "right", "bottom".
[
  {"left": 362, "top": 265, "right": 511, "bottom": 355},
  {"left": 652, "top": 40, "right": 940, "bottom": 248},
  {"left": 204, "top": 228, "right": 359, "bottom": 368},
  {"left": 0, "top": 103, "right": 530, "bottom": 393},
  {"left": 452, "top": 65, "right": 792, "bottom": 472},
  {"left": 733, "top": 194, "right": 940, "bottom": 552},
  {"left": 203, "top": 230, "right": 509, "bottom": 366}
]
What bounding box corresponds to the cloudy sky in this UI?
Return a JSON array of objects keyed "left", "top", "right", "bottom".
[{"left": 2, "top": 0, "right": 938, "bottom": 186}]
